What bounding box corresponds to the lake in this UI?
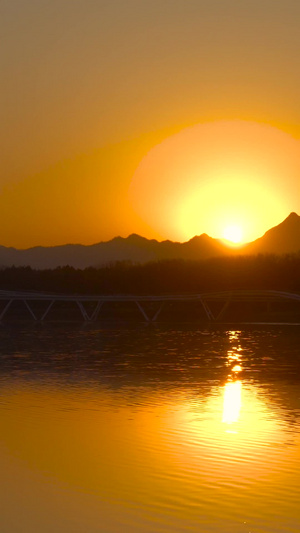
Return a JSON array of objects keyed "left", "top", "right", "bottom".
[{"left": 0, "top": 324, "right": 300, "bottom": 532}]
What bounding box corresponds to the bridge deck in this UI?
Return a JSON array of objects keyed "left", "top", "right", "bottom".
[{"left": 0, "top": 290, "right": 300, "bottom": 323}]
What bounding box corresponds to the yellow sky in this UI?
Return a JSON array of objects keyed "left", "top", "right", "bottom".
[
  {"left": 1, "top": 1, "right": 300, "bottom": 247},
  {"left": 130, "top": 120, "right": 300, "bottom": 243}
]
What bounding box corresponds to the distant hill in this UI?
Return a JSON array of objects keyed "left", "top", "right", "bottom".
[
  {"left": 0, "top": 233, "right": 228, "bottom": 269},
  {"left": 242, "top": 212, "right": 300, "bottom": 255},
  {"left": 0, "top": 213, "right": 299, "bottom": 269}
]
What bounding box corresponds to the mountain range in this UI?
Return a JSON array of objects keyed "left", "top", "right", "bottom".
[{"left": 0, "top": 213, "right": 299, "bottom": 270}]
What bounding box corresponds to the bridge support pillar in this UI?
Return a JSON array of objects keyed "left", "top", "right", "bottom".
[{"left": 199, "top": 297, "right": 214, "bottom": 320}]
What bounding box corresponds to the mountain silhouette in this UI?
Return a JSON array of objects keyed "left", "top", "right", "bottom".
[
  {"left": 243, "top": 212, "right": 300, "bottom": 255},
  {"left": 0, "top": 213, "right": 299, "bottom": 269}
]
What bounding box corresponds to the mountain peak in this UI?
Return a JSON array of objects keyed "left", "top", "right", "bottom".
[
  {"left": 286, "top": 212, "right": 299, "bottom": 220},
  {"left": 127, "top": 233, "right": 144, "bottom": 240},
  {"left": 111, "top": 233, "right": 146, "bottom": 244},
  {"left": 187, "top": 233, "right": 212, "bottom": 243},
  {"left": 126, "top": 233, "right": 152, "bottom": 243},
  {"left": 244, "top": 211, "right": 300, "bottom": 255},
  {"left": 278, "top": 212, "right": 300, "bottom": 229}
]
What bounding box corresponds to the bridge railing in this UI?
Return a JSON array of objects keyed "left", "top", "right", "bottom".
[{"left": 0, "top": 289, "right": 300, "bottom": 323}]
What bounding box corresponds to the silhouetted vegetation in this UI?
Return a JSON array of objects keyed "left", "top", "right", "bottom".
[{"left": 0, "top": 253, "right": 300, "bottom": 294}]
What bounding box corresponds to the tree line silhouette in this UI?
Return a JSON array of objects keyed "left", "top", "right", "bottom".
[{"left": 0, "top": 253, "right": 300, "bottom": 294}]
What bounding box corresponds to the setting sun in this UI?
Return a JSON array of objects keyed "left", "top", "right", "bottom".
[
  {"left": 130, "top": 121, "right": 300, "bottom": 243},
  {"left": 223, "top": 225, "right": 243, "bottom": 244}
]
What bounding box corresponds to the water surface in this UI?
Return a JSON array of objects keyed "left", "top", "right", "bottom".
[{"left": 0, "top": 325, "right": 300, "bottom": 532}]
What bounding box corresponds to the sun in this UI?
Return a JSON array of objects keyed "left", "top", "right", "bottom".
[
  {"left": 129, "top": 120, "right": 300, "bottom": 242},
  {"left": 222, "top": 225, "right": 243, "bottom": 245}
]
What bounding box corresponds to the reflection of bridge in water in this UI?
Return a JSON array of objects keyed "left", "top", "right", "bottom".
[{"left": 1, "top": 290, "right": 300, "bottom": 324}]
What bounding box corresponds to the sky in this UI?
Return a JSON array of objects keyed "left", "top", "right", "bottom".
[{"left": 1, "top": 0, "right": 300, "bottom": 248}]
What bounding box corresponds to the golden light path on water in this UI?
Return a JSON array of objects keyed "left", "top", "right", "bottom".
[
  {"left": 223, "top": 331, "right": 243, "bottom": 426},
  {"left": 222, "top": 380, "right": 242, "bottom": 425},
  {"left": 0, "top": 330, "right": 300, "bottom": 532},
  {"left": 130, "top": 121, "right": 300, "bottom": 243}
]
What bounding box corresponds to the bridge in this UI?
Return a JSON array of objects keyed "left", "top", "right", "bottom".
[{"left": 1, "top": 289, "right": 300, "bottom": 323}]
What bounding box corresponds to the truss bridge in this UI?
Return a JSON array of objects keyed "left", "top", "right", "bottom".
[{"left": 1, "top": 289, "right": 300, "bottom": 324}]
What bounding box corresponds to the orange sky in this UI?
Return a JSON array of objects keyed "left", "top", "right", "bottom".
[{"left": 1, "top": 1, "right": 300, "bottom": 247}]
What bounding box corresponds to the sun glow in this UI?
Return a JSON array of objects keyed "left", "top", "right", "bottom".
[
  {"left": 130, "top": 121, "right": 300, "bottom": 242},
  {"left": 223, "top": 225, "right": 243, "bottom": 244}
]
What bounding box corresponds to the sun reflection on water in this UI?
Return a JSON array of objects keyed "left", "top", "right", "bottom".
[
  {"left": 222, "top": 331, "right": 243, "bottom": 430},
  {"left": 1, "top": 326, "right": 300, "bottom": 533},
  {"left": 222, "top": 380, "right": 242, "bottom": 425}
]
